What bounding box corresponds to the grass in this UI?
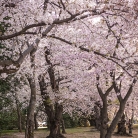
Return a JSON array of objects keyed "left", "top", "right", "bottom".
[
  {"left": 65, "top": 127, "right": 92, "bottom": 134},
  {"left": 0, "top": 127, "right": 106, "bottom": 136},
  {"left": 36, "top": 126, "right": 92, "bottom": 134},
  {"left": 1, "top": 126, "right": 138, "bottom": 138},
  {"left": 0, "top": 129, "right": 19, "bottom": 137},
  {"left": 133, "top": 124, "right": 138, "bottom": 129},
  {"left": 0, "top": 130, "right": 19, "bottom": 134}
]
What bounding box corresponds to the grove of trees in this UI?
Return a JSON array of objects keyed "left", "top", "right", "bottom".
[{"left": 0, "top": 0, "right": 138, "bottom": 138}]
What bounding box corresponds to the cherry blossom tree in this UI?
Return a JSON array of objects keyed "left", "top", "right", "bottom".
[
  {"left": 38, "top": 47, "right": 66, "bottom": 138},
  {"left": 0, "top": 1, "right": 96, "bottom": 138},
  {"left": 0, "top": 0, "right": 95, "bottom": 75},
  {"left": 0, "top": 1, "right": 138, "bottom": 138}
]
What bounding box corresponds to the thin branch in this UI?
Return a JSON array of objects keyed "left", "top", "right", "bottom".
[
  {"left": 42, "top": 24, "right": 55, "bottom": 36},
  {"left": 96, "top": 75, "right": 104, "bottom": 98},
  {"left": 123, "top": 78, "right": 137, "bottom": 102},
  {"left": 111, "top": 72, "right": 123, "bottom": 102},
  {"left": 60, "top": 0, "right": 65, "bottom": 10},
  {"left": 23, "top": 32, "right": 37, "bottom": 35},
  {"left": 0, "top": 10, "right": 95, "bottom": 40},
  {"left": 0, "top": 22, "right": 46, "bottom": 40},
  {"left": 105, "top": 84, "right": 114, "bottom": 96},
  {"left": 0, "top": 39, "right": 40, "bottom": 74},
  {"left": 47, "top": 35, "right": 72, "bottom": 45},
  {"left": 48, "top": 35, "right": 133, "bottom": 77}
]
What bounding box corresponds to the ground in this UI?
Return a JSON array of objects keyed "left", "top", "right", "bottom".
[{"left": 1, "top": 127, "right": 138, "bottom": 138}]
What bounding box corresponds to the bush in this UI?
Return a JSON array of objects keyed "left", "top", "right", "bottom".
[
  {"left": 0, "top": 110, "right": 18, "bottom": 130},
  {"left": 63, "top": 113, "right": 79, "bottom": 128}
]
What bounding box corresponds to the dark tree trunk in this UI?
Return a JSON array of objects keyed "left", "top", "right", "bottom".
[
  {"left": 104, "top": 74, "right": 137, "bottom": 138},
  {"left": 128, "top": 119, "right": 133, "bottom": 135},
  {"left": 45, "top": 103, "right": 65, "bottom": 138},
  {"left": 117, "top": 113, "right": 126, "bottom": 135},
  {"left": 34, "top": 112, "right": 38, "bottom": 130},
  {"left": 47, "top": 103, "right": 65, "bottom": 137},
  {"left": 39, "top": 48, "right": 66, "bottom": 138},
  {"left": 25, "top": 77, "right": 36, "bottom": 138},
  {"left": 25, "top": 40, "right": 38, "bottom": 138},
  {"left": 94, "top": 103, "right": 101, "bottom": 130},
  {"left": 128, "top": 101, "right": 134, "bottom": 135},
  {"left": 15, "top": 93, "right": 22, "bottom": 132},
  {"left": 61, "top": 119, "right": 66, "bottom": 134},
  {"left": 100, "top": 98, "right": 108, "bottom": 138},
  {"left": 105, "top": 103, "right": 126, "bottom": 138},
  {"left": 88, "top": 115, "right": 96, "bottom": 126},
  {"left": 96, "top": 76, "right": 112, "bottom": 138},
  {"left": 17, "top": 103, "right": 22, "bottom": 132},
  {"left": 38, "top": 75, "right": 65, "bottom": 138},
  {"left": 48, "top": 120, "right": 61, "bottom": 138}
]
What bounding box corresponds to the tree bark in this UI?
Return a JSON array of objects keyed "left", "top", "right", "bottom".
[
  {"left": 34, "top": 112, "right": 38, "bottom": 130},
  {"left": 128, "top": 119, "right": 133, "bottom": 135},
  {"left": 128, "top": 101, "right": 134, "bottom": 135},
  {"left": 25, "top": 39, "right": 38, "bottom": 138},
  {"left": 16, "top": 102, "right": 22, "bottom": 132},
  {"left": 100, "top": 98, "right": 108, "bottom": 138},
  {"left": 38, "top": 75, "right": 65, "bottom": 138},
  {"left": 0, "top": 39, "right": 40, "bottom": 74},
  {"left": 25, "top": 77, "right": 36, "bottom": 138},
  {"left": 117, "top": 113, "right": 126, "bottom": 135},
  {"left": 61, "top": 118, "right": 66, "bottom": 134},
  {"left": 96, "top": 77, "right": 112, "bottom": 138},
  {"left": 94, "top": 102, "right": 101, "bottom": 130},
  {"left": 47, "top": 103, "right": 65, "bottom": 138},
  {"left": 42, "top": 48, "right": 66, "bottom": 138},
  {"left": 104, "top": 74, "right": 137, "bottom": 138},
  {"left": 14, "top": 92, "right": 22, "bottom": 132},
  {"left": 105, "top": 103, "right": 126, "bottom": 138}
]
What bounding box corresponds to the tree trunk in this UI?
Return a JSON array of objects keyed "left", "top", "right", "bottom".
[
  {"left": 46, "top": 103, "right": 65, "bottom": 138},
  {"left": 117, "top": 113, "right": 126, "bottom": 135},
  {"left": 61, "top": 119, "right": 66, "bottom": 134},
  {"left": 96, "top": 73, "right": 137, "bottom": 138},
  {"left": 128, "top": 101, "right": 134, "bottom": 135},
  {"left": 94, "top": 103, "right": 101, "bottom": 130},
  {"left": 15, "top": 93, "right": 22, "bottom": 132},
  {"left": 100, "top": 98, "right": 108, "bottom": 138},
  {"left": 34, "top": 112, "right": 38, "bottom": 130},
  {"left": 128, "top": 119, "right": 133, "bottom": 135},
  {"left": 38, "top": 75, "right": 65, "bottom": 138},
  {"left": 17, "top": 103, "right": 22, "bottom": 132},
  {"left": 25, "top": 77, "right": 36, "bottom": 138},
  {"left": 39, "top": 48, "right": 67, "bottom": 138},
  {"left": 48, "top": 120, "right": 63, "bottom": 138},
  {"left": 105, "top": 103, "right": 125, "bottom": 138},
  {"left": 25, "top": 40, "right": 37, "bottom": 138},
  {"left": 88, "top": 116, "right": 96, "bottom": 126}
]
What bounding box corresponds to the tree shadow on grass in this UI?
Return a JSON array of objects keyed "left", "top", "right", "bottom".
[{"left": 113, "top": 132, "right": 133, "bottom": 137}]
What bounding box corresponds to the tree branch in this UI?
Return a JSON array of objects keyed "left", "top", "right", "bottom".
[
  {"left": 112, "top": 72, "right": 123, "bottom": 103},
  {"left": 0, "top": 10, "right": 95, "bottom": 40},
  {"left": 48, "top": 35, "right": 133, "bottom": 77},
  {"left": 96, "top": 75, "right": 104, "bottom": 99},
  {"left": 123, "top": 78, "right": 137, "bottom": 102},
  {"left": 0, "top": 23, "right": 46, "bottom": 40},
  {"left": 105, "top": 84, "right": 114, "bottom": 96},
  {"left": 0, "top": 39, "right": 40, "bottom": 74}
]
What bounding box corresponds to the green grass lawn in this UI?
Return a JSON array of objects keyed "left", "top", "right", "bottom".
[
  {"left": 0, "top": 129, "right": 20, "bottom": 137},
  {"left": 0, "top": 130, "right": 19, "bottom": 133},
  {"left": 1, "top": 125, "right": 138, "bottom": 134},
  {"left": 65, "top": 127, "right": 93, "bottom": 134},
  {"left": 1, "top": 125, "right": 138, "bottom": 138},
  {"left": 0, "top": 127, "right": 93, "bottom": 137}
]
